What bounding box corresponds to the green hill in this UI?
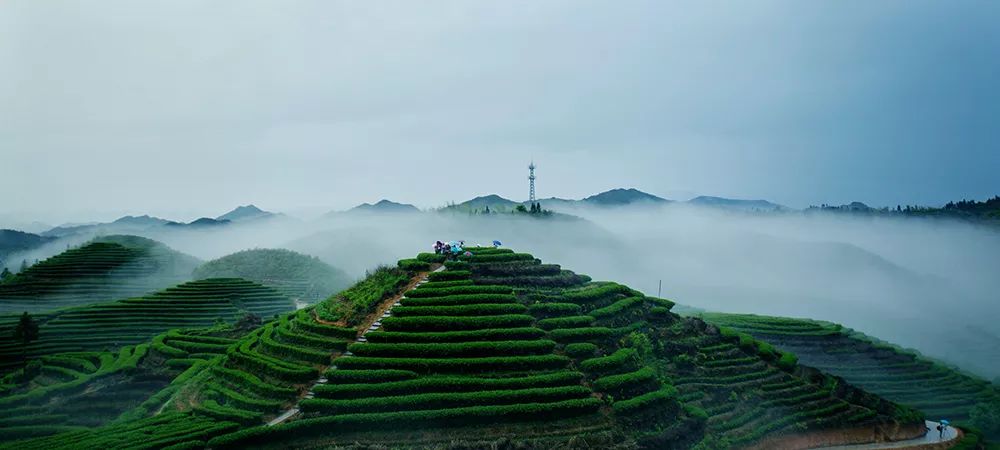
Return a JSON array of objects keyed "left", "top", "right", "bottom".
[
  {"left": 0, "top": 248, "right": 931, "bottom": 449},
  {"left": 699, "top": 312, "right": 1000, "bottom": 438},
  {"left": 192, "top": 249, "right": 351, "bottom": 304},
  {"left": 0, "top": 235, "right": 201, "bottom": 314},
  {"left": 0, "top": 278, "right": 294, "bottom": 373},
  {"left": 0, "top": 323, "right": 254, "bottom": 443}
]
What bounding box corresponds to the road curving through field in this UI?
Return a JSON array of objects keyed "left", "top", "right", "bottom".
[{"left": 815, "top": 421, "right": 961, "bottom": 449}]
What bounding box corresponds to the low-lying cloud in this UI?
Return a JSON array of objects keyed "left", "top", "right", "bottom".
[{"left": 7, "top": 206, "right": 999, "bottom": 378}]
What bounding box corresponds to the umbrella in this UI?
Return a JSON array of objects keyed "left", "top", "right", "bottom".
[
  {"left": 941, "top": 419, "right": 950, "bottom": 426},
  {"left": 493, "top": 240, "right": 502, "bottom": 247}
]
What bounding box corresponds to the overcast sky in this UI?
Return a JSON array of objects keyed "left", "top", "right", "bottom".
[{"left": 2, "top": 1, "right": 998, "bottom": 223}]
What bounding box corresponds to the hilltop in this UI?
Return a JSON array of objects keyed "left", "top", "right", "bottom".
[
  {"left": 193, "top": 249, "right": 352, "bottom": 303},
  {"left": 216, "top": 205, "right": 279, "bottom": 222},
  {"left": 450, "top": 194, "right": 521, "bottom": 211},
  {"left": 688, "top": 196, "right": 788, "bottom": 212},
  {"left": 344, "top": 199, "right": 421, "bottom": 214},
  {"left": 0, "top": 247, "right": 939, "bottom": 449},
  {"left": 0, "top": 235, "right": 201, "bottom": 314},
  {"left": 581, "top": 188, "right": 670, "bottom": 206}
]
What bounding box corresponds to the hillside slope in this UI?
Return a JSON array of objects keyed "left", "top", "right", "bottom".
[
  {"left": 700, "top": 312, "right": 1000, "bottom": 439},
  {"left": 0, "top": 323, "right": 257, "bottom": 443},
  {"left": 0, "top": 278, "right": 294, "bottom": 373},
  {"left": 0, "top": 249, "right": 927, "bottom": 449},
  {"left": 0, "top": 235, "right": 201, "bottom": 314},
  {"left": 193, "top": 249, "right": 351, "bottom": 303}
]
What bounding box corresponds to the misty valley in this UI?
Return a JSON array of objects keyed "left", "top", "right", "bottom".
[
  {"left": 3, "top": 1, "right": 998, "bottom": 448},
  {"left": 1, "top": 192, "right": 998, "bottom": 449}
]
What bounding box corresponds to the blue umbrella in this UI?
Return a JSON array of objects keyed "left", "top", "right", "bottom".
[
  {"left": 493, "top": 240, "right": 502, "bottom": 247},
  {"left": 941, "top": 419, "right": 950, "bottom": 426}
]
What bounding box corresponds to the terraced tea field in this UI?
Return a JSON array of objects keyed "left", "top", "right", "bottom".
[
  {"left": 0, "top": 248, "right": 933, "bottom": 449},
  {"left": 700, "top": 313, "right": 1000, "bottom": 430},
  {"left": 0, "top": 278, "right": 294, "bottom": 373},
  {"left": 0, "top": 236, "right": 200, "bottom": 314},
  {"left": 0, "top": 326, "right": 244, "bottom": 443}
]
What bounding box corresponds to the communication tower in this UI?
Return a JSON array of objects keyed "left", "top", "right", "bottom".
[{"left": 528, "top": 162, "right": 537, "bottom": 202}]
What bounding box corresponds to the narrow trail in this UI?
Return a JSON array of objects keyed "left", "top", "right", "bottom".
[
  {"left": 814, "top": 421, "right": 961, "bottom": 449},
  {"left": 267, "top": 265, "right": 445, "bottom": 427}
]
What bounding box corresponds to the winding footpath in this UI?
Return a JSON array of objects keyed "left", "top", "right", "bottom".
[
  {"left": 267, "top": 265, "right": 445, "bottom": 427},
  {"left": 815, "top": 421, "right": 961, "bottom": 449}
]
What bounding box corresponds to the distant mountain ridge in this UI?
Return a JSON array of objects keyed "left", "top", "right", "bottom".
[
  {"left": 582, "top": 188, "right": 669, "bottom": 206},
  {"left": 0, "top": 229, "right": 56, "bottom": 264},
  {"left": 168, "top": 217, "right": 231, "bottom": 228},
  {"left": 113, "top": 215, "right": 172, "bottom": 227},
  {"left": 348, "top": 199, "right": 420, "bottom": 214},
  {"left": 37, "top": 206, "right": 279, "bottom": 238},
  {"left": 448, "top": 189, "right": 671, "bottom": 212},
  {"left": 216, "top": 205, "right": 277, "bottom": 222},
  {"left": 688, "top": 196, "right": 789, "bottom": 211}
]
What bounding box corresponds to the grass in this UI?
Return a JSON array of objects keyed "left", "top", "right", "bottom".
[{"left": 316, "top": 266, "right": 408, "bottom": 326}]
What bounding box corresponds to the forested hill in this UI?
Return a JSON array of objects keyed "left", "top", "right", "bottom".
[{"left": 192, "top": 248, "right": 351, "bottom": 303}]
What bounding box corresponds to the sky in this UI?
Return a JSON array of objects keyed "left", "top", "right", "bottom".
[{"left": 2, "top": 0, "right": 998, "bottom": 223}]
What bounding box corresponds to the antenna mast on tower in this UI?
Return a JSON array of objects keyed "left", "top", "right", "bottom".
[{"left": 528, "top": 162, "right": 537, "bottom": 202}]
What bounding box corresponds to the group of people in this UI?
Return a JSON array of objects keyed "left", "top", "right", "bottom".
[
  {"left": 432, "top": 239, "right": 503, "bottom": 259},
  {"left": 433, "top": 240, "right": 468, "bottom": 259}
]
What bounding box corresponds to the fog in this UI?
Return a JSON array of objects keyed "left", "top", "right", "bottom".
[{"left": 10, "top": 205, "right": 995, "bottom": 378}]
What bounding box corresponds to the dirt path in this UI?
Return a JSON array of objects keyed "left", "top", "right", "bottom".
[
  {"left": 814, "top": 421, "right": 962, "bottom": 449},
  {"left": 268, "top": 265, "right": 443, "bottom": 427},
  {"left": 356, "top": 265, "right": 440, "bottom": 335}
]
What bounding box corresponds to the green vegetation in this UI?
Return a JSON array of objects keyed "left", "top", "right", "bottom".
[
  {"left": 701, "top": 312, "right": 1000, "bottom": 439},
  {"left": 809, "top": 195, "right": 1000, "bottom": 225},
  {"left": 580, "top": 348, "right": 640, "bottom": 375},
  {"left": 398, "top": 293, "right": 516, "bottom": 306},
  {"left": 192, "top": 249, "right": 351, "bottom": 303},
  {"left": 0, "top": 236, "right": 200, "bottom": 314},
  {"left": 2, "top": 248, "right": 929, "bottom": 449},
  {"left": 315, "top": 266, "right": 408, "bottom": 326},
  {"left": 391, "top": 303, "right": 527, "bottom": 317},
  {"left": 313, "top": 372, "right": 583, "bottom": 399},
  {"left": 1, "top": 412, "right": 239, "bottom": 450},
  {"left": 397, "top": 259, "right": 431, "bottom": 271},
  {"left": 0, "top": 278, "right": 293, "bottom": 373},
  {"left": 11, "top": 312, "right": 39, "bottom": 355},
  {"left": 365, "top": 327, "right": 545, "bottom": 343},
  {"left": 0, "top": 323, "right": 246, "bottom": 444},
  {"left": 346, "top": 340, "right": 556, "bottom": 358},
  {"left": 564, "top": 342, "right": 599, "bottom": 358}
]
